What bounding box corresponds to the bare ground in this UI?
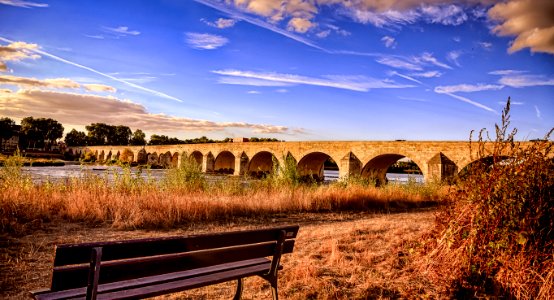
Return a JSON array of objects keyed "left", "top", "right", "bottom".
[{"left": 0, "top": 209, "right": 437, "bottom": 299}]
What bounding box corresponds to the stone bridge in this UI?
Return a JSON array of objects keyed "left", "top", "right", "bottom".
[{"left": 66, "top": 140, "right": 506, "bottom": 182}]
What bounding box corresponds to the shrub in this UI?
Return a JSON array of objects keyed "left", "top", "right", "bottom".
[{"left": 424, "top": 98, "right": 553, "bottom": 298}]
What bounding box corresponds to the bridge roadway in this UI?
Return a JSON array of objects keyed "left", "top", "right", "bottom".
[{"left": 68, "top": 140, "right": 495, "bottom": 182}]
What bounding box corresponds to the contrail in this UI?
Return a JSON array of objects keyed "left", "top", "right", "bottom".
[
  {"left": 0, "top": 36, "right": 183, "bottom": 102},
  {"left": 193, "top": 0, "right": 329, "bottom": 53}
]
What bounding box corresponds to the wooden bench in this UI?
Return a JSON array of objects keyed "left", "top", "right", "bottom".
[{"left": 30, "top": 225, "right": 299, "bottom": 300}]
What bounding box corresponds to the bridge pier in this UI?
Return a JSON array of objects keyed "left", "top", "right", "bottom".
[
  {"left": 202, "top": 153, "right": 215, "bottom": 173},
  {"left": 427, "top": 153, "right": 458, "bottom": 182},
  {"left": 339, "top": 152, "right": 362, "bottom": 178}
]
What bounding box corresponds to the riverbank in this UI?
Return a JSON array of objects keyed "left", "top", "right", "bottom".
[{"left": 0, "top": 154, "right": 65, "bottom": 167}]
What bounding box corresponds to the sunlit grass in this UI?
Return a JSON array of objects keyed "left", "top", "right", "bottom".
[{"left": 0, "top": 153, "right": 446, "bottom": 234}]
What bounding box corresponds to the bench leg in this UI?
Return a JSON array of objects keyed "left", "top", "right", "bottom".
[
  {"left": 270, "top": 278, "right": 278, "bottom": 300},
  {"left": 233, "top": 278, "right": 243, "bottom": 300}
]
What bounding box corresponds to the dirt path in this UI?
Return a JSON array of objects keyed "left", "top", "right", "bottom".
[{"left": 1, "top": 209, "right": 436, "bottom": 299}]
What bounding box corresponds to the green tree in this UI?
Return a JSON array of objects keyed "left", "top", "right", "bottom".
[
  {"left": 148, "top": 134, "right": 170, "bottom": 145},
  {"left": 0, "top": 117, "right": 16, "bottom": 151},
  {"left": 111, "top": 125, "right": 132, "bottom": 145},
  {"left": 130, "top": 129, "right": 146, "bottom": 146},
  {"left": 64, "top": 129, "right": 87, "bottom": 146},
  {"left": 20, "top": 117, "right": 64, "bottom": 150},
  {"left": 86, "top": 123, "right": 112, "bottom": 145}
]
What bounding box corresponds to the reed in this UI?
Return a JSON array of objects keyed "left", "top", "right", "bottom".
[
  {"left": 0, "top": 153, "right": 444, "bottom": 235},
  {"left": 418, "top": 98, "right": 554, "bottom": 298}
]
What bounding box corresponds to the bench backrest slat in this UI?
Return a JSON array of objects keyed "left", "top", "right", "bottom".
[
  {"left": 53, "top": 225, "right": 299, "bottom": 266},
  {"left": 50, "top": 226, "right": 299, "bottom": 291}
]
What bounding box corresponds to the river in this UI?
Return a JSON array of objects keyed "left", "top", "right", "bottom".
[{"left": 13, "top": 165, "right": 423, "bottom": 184}]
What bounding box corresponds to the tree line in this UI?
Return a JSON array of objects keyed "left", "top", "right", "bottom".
[{"left": 1, "top": 116, "right": 281, "bottom": 151}]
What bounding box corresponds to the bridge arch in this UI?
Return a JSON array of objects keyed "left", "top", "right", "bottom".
[
  {"left": 361, "top": 153, "right": 425, "bottom": 186},
  {"left": 171, "top": 152, "right": 179, "bottom": 168},
  {"left": 247, "top": 151, "right": 277, "bottom": 178},
  {"left": 190, "top": 151, "right": 203, "bottom": 166},
  {"left": 457, "top": 155, "right": 511, "bottom": 178},
  {"left": 215, "top": 151, "right": 235, "bottom": 174},
  {"left": 297, "top": 151, "right": 339, "bottom": 182}
]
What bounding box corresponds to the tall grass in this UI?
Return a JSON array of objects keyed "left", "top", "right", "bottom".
[
  {"left": 0, "top": 151, "right": 444, "bottom": 235},
  {"left": 421, "top": 98, "right": 553, "bottom": 298}
]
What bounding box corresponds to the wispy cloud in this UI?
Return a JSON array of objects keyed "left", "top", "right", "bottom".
[
  {"left": 488, "top": 69, "right": 526, "bottom": 75},
  {"left": 84, "top": 34, "right": 105, "bottom": 40},
  {"left": 381, "top": 36, "right": 397, "bottom": 48},
  {"left": 410, "top": 71, "right": 442, "bottom": 78},
  {"left": 534, "top": 105, "right": 542, "bottom": 119},
  {"left": 202, "top": 17, "right": 237, "bottom": 29},
  {"left": 447, "top": 50, "right": 462, "bottom": 67},
  {"left": 185, "top": 32, "right": 228, "bottom": 50},
  {"left": 0, "top": 41, "right": 41, "bottom": 71},
  {"left": 434, "top": 83, "right": 504, "bottom": 93},
  {"left": 0, "top": 37, "right": 183, "bottom": 102},
  {"left": 397, "top": 96, "right": 428, "bottom": 102},
  {"left": 103, "top": 26, "right": 141, "bottom": 36},
  {"left": 0, "top": 89, "right": 294, "bottom": 134},
  {"left": 376, "top": 57, "right": 422, "bottom": 71},
  {"left": 246, "top": 90, "right": 260, "bottom": 94},
  {"left": 375, "top": 52, "right": 451, "bottom": 71},
  {"left": 212, "top": 69, "right": 414, "bottom": 92},
  {"left": 193, "top": 0, "right": 326, "bottom": 52},
  {"left": 0, "top": 0, "right": 47, "bottom": 8},
  {"left": 497, "top": 74, "right": 554, "bottom": 88}
]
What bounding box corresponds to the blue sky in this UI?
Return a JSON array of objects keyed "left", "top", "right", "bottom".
[{"left": 0, "top": 0, "right": 552, "bottom": 141}]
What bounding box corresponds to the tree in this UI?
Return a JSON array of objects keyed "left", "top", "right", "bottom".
[
  {"left": 111, "top": 125, "right": 132, "bottom": 145},
  {"left": 0, "top": 117, "right": 16, "bottom": 151},
  {"left": 148, "top": 134, "right": 170, "bottom": 145},
  {"left": 130, "top": 129, "right": 146, "bottom": 146},
  {"left": 86, "top": 123, "right": 112, "bottom": 145},
  {"left": 20, "top": 117, "right": 64, "bottom": 150},
  {"left": 64, "top": 129, "right": 87, "bottom": 146}
]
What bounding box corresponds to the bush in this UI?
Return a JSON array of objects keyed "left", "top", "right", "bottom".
[{"left": 424, "top": 99, "right": 553, "bottom": 298}]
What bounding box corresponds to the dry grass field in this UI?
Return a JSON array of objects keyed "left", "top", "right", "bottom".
[{"left": 0, "top": 209, "right": 438, "bottom": 299}]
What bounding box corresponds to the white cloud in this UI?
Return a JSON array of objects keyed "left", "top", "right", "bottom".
[
  {"left": 376, "top": 57, "right": 422, "bottom": 71},
  {"left": 316, "top": 30, "right": 331, "bottom": 38},
  {"left": 217, "top": 76, "right": 291, "bottom": 87},
  {"left": 0, "top": 41, "right": 41, "bottom": 71},
  {"left": 103, "top": 26, "right": 141, "bottom": 36},
  {"left": 84, "top": 84, "right": 117, "bottom": 93},
  {"left": 434, "top": 83, "right": 504, "bottom": 93},
  {"left": 275, "top": 88, "right": 288, "bottom": 93},
  {"left": 287, "top": 17, "right": 315, "bottom": 33},
  {"left": 247, "top": 90, "right": 260, "bottom": 94},
  {"left": 0, "top": 37, "right": 183, "bottom": 102},
  {"left": 488, "top": 70, "right": 526, "bottom": 75},
  {"left": 381, "top": 36, "right": 397, "bottom": 48},
  {"left": 213, "top": 69, "right": 414, "bottom": 92},
  {"left": 420, "top": 4, "right": 467, "bottom": 25},
  {"left": 417, "top": 52, "right": 452, "bottom": 69},
  {"left": 375, "top": 52, "right": 450, "bottom": 71},
  {"left": 0, "top": 0, "right": 47, "bottom": 8},
  {"left": 84, "top": 34, "right": 105, "bottom": 40},
  {"left": 498, "top": 74, "right": 554, "bottom": 88},
  {"left": 479, "top": 41, "right": 492, "bottom": 50},
  {"left": 185, "top": 32, "right": 229, "bottom": 50},
  {"left": 410, "top": 71, "right": 442, "bottom": 78},
  {"left": 0, "top": 88, "right": 295, "bottom": 134},
  {"left": 447, "top": 50, "right": 462, "bottom": 67},
  {"left": 203, "top": 18, "right": 238, "bottom": 29}
]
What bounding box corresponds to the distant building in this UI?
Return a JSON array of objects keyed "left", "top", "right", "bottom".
[
  {"left": 1, "top": 124, "right": 20, "bottom": 153},
  {"left": 233, "top": 137, "right": 249, "bottom": 143}
]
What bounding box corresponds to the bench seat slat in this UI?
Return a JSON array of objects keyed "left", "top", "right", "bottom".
[
  {"left": 33, "top": 258, "right": 272, "bottom": 300},
  {"left": 97, "top": 263, "right": 273, "bottom": 300},
  {"left": 54, "top": 225, "right": 299, "bottom": 266}
]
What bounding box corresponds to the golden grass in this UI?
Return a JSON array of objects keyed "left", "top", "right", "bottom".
[
  {"left": 0, "top": 162, "right": 447, "bottom": 234},
  {"left": 0, "top": 210, "right": 438, "bottom": 299}
]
